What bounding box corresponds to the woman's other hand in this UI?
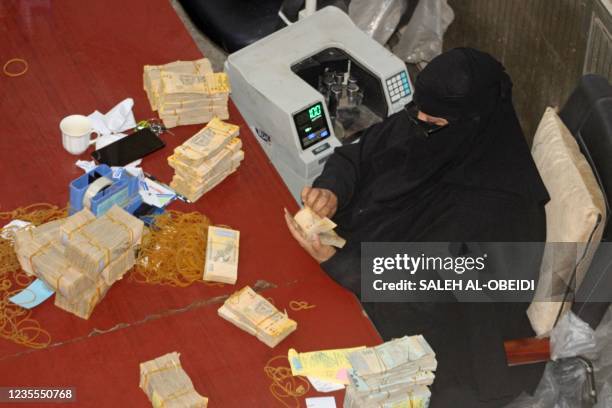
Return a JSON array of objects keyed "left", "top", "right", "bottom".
[{"left": 301, "top": 187, "right": 338, "bottom": 219}]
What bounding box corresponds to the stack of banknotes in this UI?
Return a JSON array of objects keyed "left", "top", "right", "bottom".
[
  {"left": 344, "top": 335, "right": 437, "bottom": 408},
  {"left": 143, "top": 58, "right": 230, "bottom": 128},
  {"left": 14, "top": 206, "right": 143, "bottom": 319},
  {"left": 218, "top": 286, "right": 297, "bottom": 348},
  {"left": 203, "top": 226, "right": 240, "bottom": 284},
  {"left": 13, "top": 219, "right": 64, "bottom": 276},
  {"left": 293, "top": 207, "right": 346, "bottom": 248},
  {"left": 140, "top": 352, "right": 208, "bottom": 408},
  {"left": 168, "top": 118, "right": 244, "bottom": 202}
]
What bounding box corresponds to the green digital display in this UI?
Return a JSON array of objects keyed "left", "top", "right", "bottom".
[
  {"left": 308, "top": 104, "right": 322, "bottom": 120},
  {"left": 293, "top": 102, "right": 330, "bottom": 150}
]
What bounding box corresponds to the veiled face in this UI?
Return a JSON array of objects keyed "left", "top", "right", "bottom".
[
  {"left": 414, "top": 48, "right": 507, "bottom": 124},
  {"left": 417, "top": 111, "right": 449, "bottom": 127}
]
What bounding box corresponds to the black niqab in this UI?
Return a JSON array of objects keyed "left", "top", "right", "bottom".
[
  {"left": 412, "top": 47, "right": 549, "bottom": 206},
  {"left": 312, "top": 48, "right": 550, "bottom": 406}
]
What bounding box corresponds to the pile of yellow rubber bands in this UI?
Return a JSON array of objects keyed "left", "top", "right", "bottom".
[
  {"left": 0, "top": 203, "right": 67, "bottom": 349},
  {"left": 264, "top": 355, "right": 310, "bottom": 408},
  {"left": 132, "top": 210, "right": 218, "bottom": 287}
]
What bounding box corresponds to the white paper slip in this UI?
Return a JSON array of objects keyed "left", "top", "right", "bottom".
[
  {"left": 0, "top": 220, "right": 31, "bottom": 240},
  {"left": 89, "top": 97, "right": 137, "bottom": 136},
  {"left": 77, "top": 159, "right": 143, "bottom": 173},
  {"left": 141, "top": 177, "right": 176, "bottom": 207},
  {"left": 139, "top": 190, "right": 162, "bottom": 208},
  {"left": 306, "top": 396, "right": 337, "bottom": 408},
  {"left": 76, "top": 160, "right": 97, "bottom": 173},
  {"left": 307, "top": 377, "right": 345, "bottom": 393}
]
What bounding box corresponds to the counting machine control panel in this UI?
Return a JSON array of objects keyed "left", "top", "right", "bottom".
[{"left": 386, "top": 71, "right": 412, "bottom": 104}]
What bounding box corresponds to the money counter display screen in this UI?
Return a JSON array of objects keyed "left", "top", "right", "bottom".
[{"left": 293, "top": 102, "right": 330, "bottom": 150}]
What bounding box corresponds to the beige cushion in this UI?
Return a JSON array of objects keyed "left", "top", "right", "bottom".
[{"left": 527, "top": 107, "right": 606, "bottom": 336}]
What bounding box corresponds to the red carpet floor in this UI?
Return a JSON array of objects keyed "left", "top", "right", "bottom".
[{"left": 0, "top": 1, "right": 381, "bottom": 406}]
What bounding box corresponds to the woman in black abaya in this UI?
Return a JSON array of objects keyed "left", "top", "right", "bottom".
[{"left": 284, "top": 48, "right": 550, "bottom": 406}]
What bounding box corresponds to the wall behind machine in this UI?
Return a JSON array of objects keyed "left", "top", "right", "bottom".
[{"left": 443, "top": 0, "right": 611, "bottom": 143}]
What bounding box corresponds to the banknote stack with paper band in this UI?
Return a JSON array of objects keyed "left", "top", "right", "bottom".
[
  {"left": 343, "top": 335, "right": 437, "bottom": 408},
  {"left": 140, "top": 352, "right": 208, "bottom": 408},
  {"left": 218, "top": 286, "right": 297, "bottom": 348},
  {"left": 203, "top": 226, "right": 239, "bottom": 284},
  {"left": 293, "top": 207, "right": 346, "bottom": 248},
  {"left": 143, "top": 58, "right": 230, "bottom": 128},
  {"left": 14, "top": 206, "right": 143, "bottom": 319},
  {"left": 168, "top": 118, "right": 244, "bottom": 202}
]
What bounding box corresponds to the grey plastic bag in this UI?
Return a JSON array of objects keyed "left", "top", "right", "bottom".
[
  {"left": 505, "top": 309, "right": 612, "bottom": 407},
  {"left": 392, "top": 0, "right": 454, "bottom": 64},
  {"left": 348, "top": 0, "right": 407, "bottom": 45},
  {"left": 594, "top": 307, "right": 612, "bottom": 407},
  {"left": 551, "top": 310, "right": 598, "bottom": 361}
]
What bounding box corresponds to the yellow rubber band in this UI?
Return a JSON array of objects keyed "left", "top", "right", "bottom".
[
  {"left": 289, "top": 300, "right": 316, "bottom": 311},
  {"left": 142, "top": 362, "right": 180, "bottom": 390},
  {"left": 3, "top": 58, "right": 28, "bottom": 77}
]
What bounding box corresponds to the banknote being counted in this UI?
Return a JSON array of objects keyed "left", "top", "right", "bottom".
[{"left": 292, "top": 207, "right": 346, "bottom": 248}]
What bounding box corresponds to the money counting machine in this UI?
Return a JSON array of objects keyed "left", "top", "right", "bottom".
[{"left": 226, "top": 6, "right": 413, "bottom": 201}]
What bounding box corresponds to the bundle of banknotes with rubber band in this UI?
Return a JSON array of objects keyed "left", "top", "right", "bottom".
[
  {"left": 14, "top": 205, "right": 143, "bottom": 319},
  {"left": 203, "top": 226, "right": 239, "bottom": 285},
  {"left": 218, "top": 286, "right": 297, "bottom": 348},
  {"left": 168, "top": 118, "right": 244, "bottom": 202},
  {"left": 143, "top": 58, "right": 230, "bottom": 128},
  {"left": 343, "top": 335, "right": 437, "bottom": 408},
  {"left": 139, "top": 352, "right": 208, "bottom": 408}
]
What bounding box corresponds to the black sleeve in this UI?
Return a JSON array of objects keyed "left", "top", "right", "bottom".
[
  {"left": 312, "top": 110, "right": 417, "bottom": 209},
  {"left": 312, "top": 142, "right": 361, "bottom": 210},
  {"left": 319, "top": 243, "right": 362, "bottom": 296}
]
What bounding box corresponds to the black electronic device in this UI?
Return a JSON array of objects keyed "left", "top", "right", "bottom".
[{"left": 91, "top": 128, "right": 165, "bottom": 166}]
